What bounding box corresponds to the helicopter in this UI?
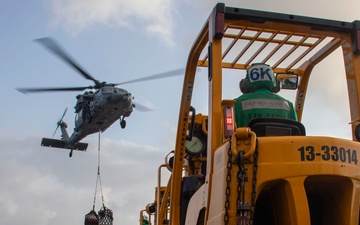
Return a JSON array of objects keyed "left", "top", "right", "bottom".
[{"left": 17, "top": 37, "right": 186, "bottom": 157}]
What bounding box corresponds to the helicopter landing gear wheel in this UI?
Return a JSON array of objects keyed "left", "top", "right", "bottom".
[
  {"left": 120, "top": 118, "right": 126, "bottom": 129},
  {"left": 69, "top": 149, "right": 73, "bottom": 157}
]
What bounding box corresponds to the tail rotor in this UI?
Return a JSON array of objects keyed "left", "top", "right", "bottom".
[{"left": 53, "top": 107, "right": 68, "bottom": 137}]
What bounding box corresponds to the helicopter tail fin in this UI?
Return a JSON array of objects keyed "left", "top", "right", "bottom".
[{"left": 41, "top": 138, "right": 88, "bottom": 151}]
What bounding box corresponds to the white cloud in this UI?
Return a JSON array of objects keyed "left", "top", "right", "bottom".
[
  {"left": 0, "top": 194, "right": 18, "bottom": 217},
  {"left": 4, "top": 0, "right": 360, "bottom": 224},
  {"left": 47, "top": 0, "right": 176, "bottom": 46},
  {"left": 0, "top": 131, "right": 163, "bottom": 225}
]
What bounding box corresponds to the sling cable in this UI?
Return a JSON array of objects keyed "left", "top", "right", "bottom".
[{"left": 85, "top": 129, "right": 114, "bottom": 225}]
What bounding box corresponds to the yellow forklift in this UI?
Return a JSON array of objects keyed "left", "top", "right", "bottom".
[{"left": 141, "top": 3, "right": 360, "bottom": 225}]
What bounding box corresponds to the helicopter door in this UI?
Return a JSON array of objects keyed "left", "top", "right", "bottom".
[{"left": 75, "top": 108, "right": 85, "bottom": 129}]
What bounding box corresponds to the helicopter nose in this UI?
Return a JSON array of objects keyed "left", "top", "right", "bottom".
[
  {"left": 122, "top": 94, "right": 132, "bottom": 105},
  {"left": 109, "top": 92, "right": 132, "bottom": 107}
]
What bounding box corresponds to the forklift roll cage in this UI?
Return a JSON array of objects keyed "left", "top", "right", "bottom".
[{"left": 147, "top": 3, "right": 360, "bottom": 225}]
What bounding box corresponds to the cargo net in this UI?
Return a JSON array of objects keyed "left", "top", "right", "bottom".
[
  {"left": 84, "top": 206, "right": 113, "bottom": 225},
  {"left": 85, "top": 130, "right": 114, "bottom": 225},
  {"left": 98, "top": 205, "right": 114, "bottom": 225},
  {"left": 84, "top": 210, "right": 99, "bottom": 225}
]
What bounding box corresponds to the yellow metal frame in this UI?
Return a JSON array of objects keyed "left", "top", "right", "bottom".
[{"left": 149, "top": 3, "right": 360, "bottom": 225}]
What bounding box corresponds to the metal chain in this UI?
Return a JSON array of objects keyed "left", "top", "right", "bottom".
[
  {"left": 250, "top": 140, "right": 259, "bottom": 223},
  {"left": 236, "top": 151, "right": 247, "bottom": 216},
  {"left": 224, "top": 139, "right": 232, "bottom": 225},
  {"left": 224, "top": 139, "right": 259, "bottom": 225},
  {"left": 236, "top": 151, "right": 252, "bottom": 225}
]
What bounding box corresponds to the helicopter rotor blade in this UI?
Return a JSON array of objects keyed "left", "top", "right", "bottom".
[
  {"left": 133, "top": 102, "right": 154, "bottom": 112},
  {"left": 53, "top": 107, "right": 68, "bottom": 137},
  {"left": 35, "top": 37, "right": 100, "bottom": 84},
  {"left": 60, "top": 107, "right": 68, "bottom": 122},
  {"left": 52, "top": 126, "right": 59, "bottom": 138},
  {"left": 115, "top": 68, "right": 186, "bottom": 86},
  {"left": 16, "top": 86, "right": 92, "bottom": 94}
]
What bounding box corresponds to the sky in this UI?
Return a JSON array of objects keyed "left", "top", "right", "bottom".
[{"left": 0, "top": 0, "right": 359, "bottom": 225}]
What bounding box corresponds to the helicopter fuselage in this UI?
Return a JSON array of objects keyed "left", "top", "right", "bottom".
[
  {"left": 19, "top": 37, "right": 184, "bottom": 157},
  {"left": 67, "top": 86, "right": 133, "bottom": 148},
  {"left": 41, "top": 86, "right": 134, "bottom": 156}
]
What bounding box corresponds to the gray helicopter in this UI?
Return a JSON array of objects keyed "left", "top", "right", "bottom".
[{"left": 17, "top": 37, "right": 185, "bottom": 157}]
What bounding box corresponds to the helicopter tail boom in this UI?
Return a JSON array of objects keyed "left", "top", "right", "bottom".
[{"left": 41, "top": 138, "right": 88, "bottom": 151}]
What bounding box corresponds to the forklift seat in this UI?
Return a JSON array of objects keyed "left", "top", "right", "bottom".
[{"left": 244, "top": 118, "right": 306, "bottom": 137}]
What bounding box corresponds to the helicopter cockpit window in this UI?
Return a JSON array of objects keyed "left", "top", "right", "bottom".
[{"left": 101, "top": 86, "right": 113, "bottom": 93}]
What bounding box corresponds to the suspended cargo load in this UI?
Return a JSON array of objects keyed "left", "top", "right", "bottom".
[{"left": 84, "top": 210, "right": 99, "bottom": 225}]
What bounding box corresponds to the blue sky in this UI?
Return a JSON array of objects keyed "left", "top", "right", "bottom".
[{"left": 0, "top": 0, "right": 358, "bottom": 224}]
